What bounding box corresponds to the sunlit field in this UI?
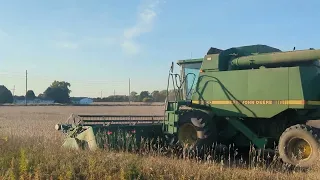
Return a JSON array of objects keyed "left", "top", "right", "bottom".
[{"left": 0, "top": 106, "right": 319, "bottom": 180}]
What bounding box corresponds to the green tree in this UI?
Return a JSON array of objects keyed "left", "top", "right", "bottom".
[
  {"left": 38, "top": 93, "right": 45, "bottom": 98},
  {"left": 50, "top": 81, "right": 71, "bottom": 94},
  {"left": 167, "top": 89, "right": 179, "bottom": 101},
  {"left": 159, "top": 90, "right": 167, "bottom": 102},
  {"left": 142, "top": 97, "right": 153, "bottom": 102},
  {"left": 139, "top": 91, "right": 150, "bottom": 101},
  {"left": 130, "top": 91, "right": 138, "bottom": 102},
  {"left": 0, "top": 85, "right": 13, "bottom": 104},
  {"left": 151, "top": 90, "right": 159, "bottom": 101},
  {"left": 153, "top": 90, "right": 167, "bottom": 102},
  {"left": 44, "top": 81, "right": 71, "bottom": 103},
  {"left": 26, "top": 90, "right": 36, "bottom": 100}
]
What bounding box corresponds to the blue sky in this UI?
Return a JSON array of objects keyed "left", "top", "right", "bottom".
[{"left": 0, "top": 0, "right": 319, "bottom": 97}]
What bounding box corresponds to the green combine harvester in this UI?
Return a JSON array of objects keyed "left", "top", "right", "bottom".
[{"left": 55, "top": 44, "right": 320, "bottom": 168}]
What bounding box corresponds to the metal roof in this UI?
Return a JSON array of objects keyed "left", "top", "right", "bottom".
[{"left": 176, "top": 58, "right": 203, "bottom": 66}]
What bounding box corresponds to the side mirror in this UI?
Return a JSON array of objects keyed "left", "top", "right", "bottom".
[{"left": 170, "top": 62, "right": 174, "bottom": 73}]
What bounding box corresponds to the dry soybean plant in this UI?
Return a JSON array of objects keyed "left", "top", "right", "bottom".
[{"left": 0, "top": 106, "right": 319, "bottom": 180}]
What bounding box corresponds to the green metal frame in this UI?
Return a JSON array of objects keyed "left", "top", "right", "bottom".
[
  {"left": 163, "top": 101, "right": 192, "bottom": 134},
  {"left": 226, "top": 117, "right": 268, "bottom": 149},
  {"left": 162, "top": 58, "right": 203, "bottom": 135},
  {"left": 163, "top": 46, "right": 320, "bottom": 149}
]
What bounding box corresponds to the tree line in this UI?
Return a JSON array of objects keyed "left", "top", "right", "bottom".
[
  {"left": 0, "top": 81, "right": 179, "bottom": 104},
  {"left": 93, "top": 90, "right": 179, "bottom": 102}
]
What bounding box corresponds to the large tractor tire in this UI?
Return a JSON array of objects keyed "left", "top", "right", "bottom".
[
  {"left": 278, "top": 124, "right": 320, "bottom": 168},
  {"left": 177, "top": 109, "right": 217, "bottom": 153}
]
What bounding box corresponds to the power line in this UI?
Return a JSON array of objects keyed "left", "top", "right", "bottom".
[
  {"left": 0, "top": 71, "right": 166, "bottom": 94},
  {"left": 1, "top": 71, "right": 165, "bottom": 98},
  {"left": 0, "top": 72, "right": 129, "bottom": 85},
  {"left": 128, "top": 78, "right": 131, "bottom": 105}
]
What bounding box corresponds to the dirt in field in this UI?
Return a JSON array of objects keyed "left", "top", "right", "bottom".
[{"left": 0, "top": 106, "right": 164, "bottom": 138}]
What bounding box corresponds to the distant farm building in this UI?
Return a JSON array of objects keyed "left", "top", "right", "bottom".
[
  {"left": 71, "top": 97, "right": 93, "bottom": 105},
  {"left": 14, "top": 98, "right": 54, "bottom": 105},
  {"left": 79, "top": 98, "right": 93, "bottom": 104}
]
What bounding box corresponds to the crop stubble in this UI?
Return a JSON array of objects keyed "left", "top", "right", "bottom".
[
  {"left": 0, "top": 106, "right": 320, "bottom": 179},
  {"left": 0, "top": 106, "right": 163, "bottom": 138}
]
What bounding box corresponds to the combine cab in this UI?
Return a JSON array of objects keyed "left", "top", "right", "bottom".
[{"left": 56, "top": 45, "right": 320, "bottom": 168}]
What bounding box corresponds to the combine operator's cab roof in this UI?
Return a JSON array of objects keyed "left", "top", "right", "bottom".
[
  {"left": 176, "top": 47, "right": 223, "bottom": 66},
  {"left": 177, "top": 58, "right": 203, "bottom": 66}
]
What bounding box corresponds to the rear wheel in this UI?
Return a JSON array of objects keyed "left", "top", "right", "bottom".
[
  {"left": 278, "top": 124, "right": 320, "bottom": 168},
  {"left": 177, "top": 109, "right": 217, "bottom": 153}
]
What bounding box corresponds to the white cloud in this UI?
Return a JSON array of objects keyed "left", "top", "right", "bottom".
[
  {"left": 51, "top": 0, "right": 164, "bottom": 54},
  {"left": 121, "top": 0, "right": 163, "bottom": 55},
  {"left": 121, "top": 40, "right": 140, "bottom": 54}
]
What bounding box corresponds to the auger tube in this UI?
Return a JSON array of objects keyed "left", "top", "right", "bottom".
[{"left": 230, "top": 48, "right": 320, "bottom": 69}]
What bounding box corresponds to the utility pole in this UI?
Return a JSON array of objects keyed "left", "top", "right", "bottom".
[
  {"left": 128, "top": 78, "right": 131, "bottom": 105},
  {"left": 25, "top": 70, "right": 28, "bottom": 106},
  {"left": 11, "top": 85, "right": 15, "bottom": 104},
  {"left": 11, "top": 85, "right": 15, "bottom": 96},
  {"left": 113, "top": 89, "right": 115, "bottom": 102},
  {"left": 100, "top": 90, "right": 102, "bottom": 99}
]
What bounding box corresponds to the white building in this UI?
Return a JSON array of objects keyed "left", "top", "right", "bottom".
[{"left": 79, "top": 98, "right": 93, "bottom": 105}]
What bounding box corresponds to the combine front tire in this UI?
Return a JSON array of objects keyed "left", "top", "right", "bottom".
[
  {"left": 278, "top": 124, "right": 320, "bottom": 168},
  {"left": 177, "top": 110, "right": 217, "bottom": 152}
]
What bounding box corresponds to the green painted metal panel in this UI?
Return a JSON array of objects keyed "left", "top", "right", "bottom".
[
  {"left": 288, "top": 67, "right": 303, "bottom": 102},
  {"left": 247, "top": 67, "right": 289, "bottom": 116},
  {"left": 202, "top": 54, "right": 219, "bottom": 71},
  {"left": 188, "top": 45, "right": 320, "bottom": 119},
  {"left": 287, "top": 66, "right": 320, "bottom": 108},
  {"left": 192, "top": 67, "right": 296, "bottom": 118},
  {"left": 164, "top": 112, "right": 178, "bottom": 134},
  {"left": 299, "top": 66, "right": 320, "bottom": 100}
]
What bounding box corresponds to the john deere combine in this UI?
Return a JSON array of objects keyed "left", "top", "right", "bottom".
[{"left": 55, "top": 44, "right": 320, "bottom": 168}]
